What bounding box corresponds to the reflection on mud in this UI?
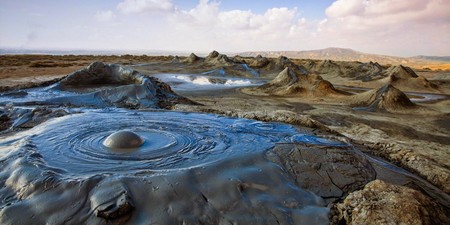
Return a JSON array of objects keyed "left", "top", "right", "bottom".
[{"left": 153, "top": 74, "right": 266, "bottom": 91}]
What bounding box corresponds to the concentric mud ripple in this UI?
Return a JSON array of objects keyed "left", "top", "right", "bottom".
[{"left": 18, "top": 110, "right": 309, "bottom": 176}]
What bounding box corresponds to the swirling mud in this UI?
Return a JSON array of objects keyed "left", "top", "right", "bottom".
[{"left": 6, "top": 110, "right": 320, "bottom": 176}]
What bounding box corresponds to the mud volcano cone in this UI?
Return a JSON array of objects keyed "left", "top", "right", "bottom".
[
  {"left": 183, "top": 53, "right": 200, "bottom": 64},
  {"left": 349, "top": 84, "right": 416, "bottom": 111},
  {"left": 383, "top": 65, "right": 437, "bottom": 90},
  {"left": 47, "top": 61, "right": 196, "bottom": 109},
  {"left": 385, "top": 65, "right": 418, "bottom": 80},
  {"left": 258, "top": 67, "right": 345, "bottom": 97},
  {"left": 205, "top": 50, "right": 234, "bottom": 66}
]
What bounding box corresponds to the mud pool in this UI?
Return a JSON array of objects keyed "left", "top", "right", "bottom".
[
  {"left": 1, "top": 110, "right": 342, "bottom": 176},
  {"left": 0, "top": 109, "right": 338, "bottom": 224}
]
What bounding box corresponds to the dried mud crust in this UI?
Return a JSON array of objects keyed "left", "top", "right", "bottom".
[{"left": 266, "top": 144, "right": 376, "bottom": 204}]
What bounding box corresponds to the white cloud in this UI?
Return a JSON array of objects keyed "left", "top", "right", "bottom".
[
  {"left": 168, "top": 0, "right": 303, "bottom": 49},
  {"left": 325, "top": 0, "right": 366, "bottom": 18},
  {"left": 117, "top": 0, "right": 174, "bottom": 14},
  {"left": 313, "top": 0, "right": 450, "bottom": 55},
  {"left": 95, "top": 10, "right": 116, "bottom": 22},
  {"left": 325, "top": 0, "right": 450, "bottom": 27}
]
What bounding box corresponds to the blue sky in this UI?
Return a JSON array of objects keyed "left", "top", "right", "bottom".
[{"left": 0, "top": 0, "right": 449, "bottom": 56}]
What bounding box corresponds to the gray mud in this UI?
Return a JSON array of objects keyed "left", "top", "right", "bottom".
[{"left": 0, "top": 110, "right": 342, "bottom": 224}]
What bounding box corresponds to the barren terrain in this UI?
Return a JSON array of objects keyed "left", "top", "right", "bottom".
[{"left": 0, "top": 53, "right": 449, "bottom": 224}]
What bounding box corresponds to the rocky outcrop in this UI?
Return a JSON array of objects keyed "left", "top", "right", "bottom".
[
  {"left": 336, "top": 180, "right": 449, "bottom": 225},
  {"left": 349, "top": 84, "right": 416, "bottom": 111},
  {"left": 257, "top": 67, "right": 346, "bottom": 97}
]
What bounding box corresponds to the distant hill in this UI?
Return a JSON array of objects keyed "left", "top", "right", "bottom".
[{"left": 238, "top": 47, "right": 450, "bottom": 68}]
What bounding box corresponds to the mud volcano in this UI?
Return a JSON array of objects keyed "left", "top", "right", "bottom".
[
  {"left": 246, "top": 67, "right": 347, "bottom": 97},
  {"left": 0, "top": 62, "right": 194, "bottom": 109},
  {"left": 348, "top": 84, "right": 417, "bottom": 112}
]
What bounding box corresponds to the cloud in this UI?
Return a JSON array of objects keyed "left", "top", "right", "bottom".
[
  {"left": 95, "top": 10, "right": 116, "bottom": 22},
  {"left": 312, "top": 0, "right": 450, "bottom": 55},
  {"left": 325, "top": 0, "right": 366, "bottom": 18},
  {"left": 117, "top": 0, "right": 174, "bottom": 14},
  {"left": 325, "top": 0, "right": 450, "bottom": 27},
  {"left": 173, "top": 1, "right": 298, "bottom": 31}
]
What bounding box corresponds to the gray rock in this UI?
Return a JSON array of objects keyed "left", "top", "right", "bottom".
[{"left": 336, "top": 179, "right": 449, "bottom": 225}]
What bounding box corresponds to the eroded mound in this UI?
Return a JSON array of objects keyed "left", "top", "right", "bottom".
[
  {"left": 253, "top": 67, "right": 346, "bottom": 97},
  {"left": 348, "top": 84, "right": 416, "bottom": 111}
]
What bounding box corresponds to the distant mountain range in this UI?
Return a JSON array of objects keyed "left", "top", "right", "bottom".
[{"left": 238, "top": 48, "right": 450, "bottom": 67}]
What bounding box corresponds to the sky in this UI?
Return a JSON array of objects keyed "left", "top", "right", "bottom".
[{"left": 0, "top": 0, "right": 449, "bottom": 56}]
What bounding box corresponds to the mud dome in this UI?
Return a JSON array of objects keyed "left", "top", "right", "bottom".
[
  {"left": 153, "top": 74, "right": 266, "bottom": 92},
  {"left": 0, "top": 110, "right": 345, "bottom": 224},
  {"left": 103, "top": 130, "right": 145, "bottom": 152}
]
